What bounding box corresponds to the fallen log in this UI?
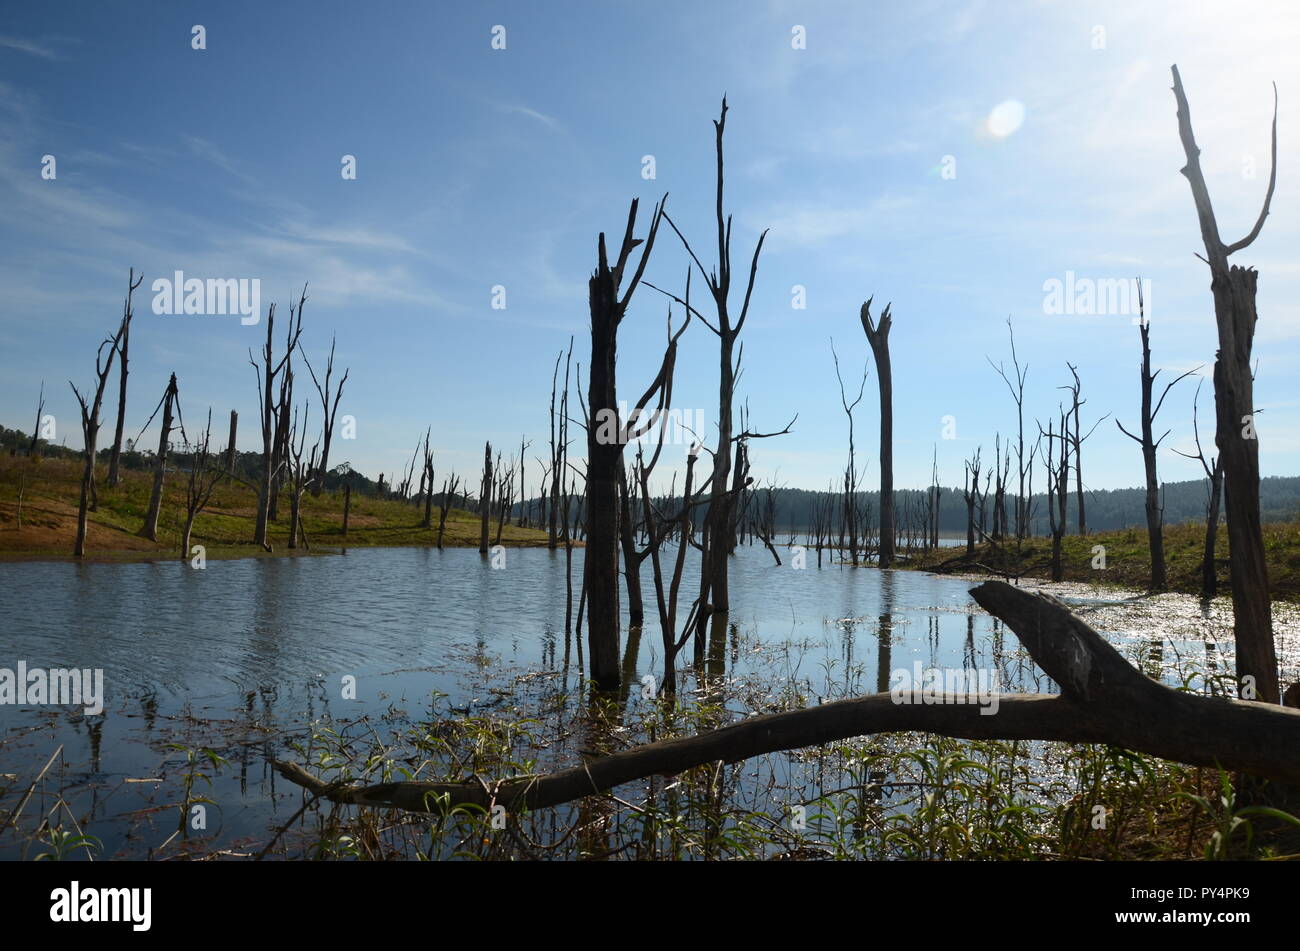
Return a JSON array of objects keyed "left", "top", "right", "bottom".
[{"left": 273, "top": 580, "right": 1300, "bottom": 813}]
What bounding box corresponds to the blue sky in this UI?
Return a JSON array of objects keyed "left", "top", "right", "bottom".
[{"left": 2, "top": 1, "right": 1298, "bottom": 497}]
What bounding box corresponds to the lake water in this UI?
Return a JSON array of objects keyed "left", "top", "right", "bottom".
[{"left": 1, "top": 543, "right": 1294, "bottom": 859}]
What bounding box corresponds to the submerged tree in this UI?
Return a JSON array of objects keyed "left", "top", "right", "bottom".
[
  {"left": 1171, "top": 64, "right": 1280, "bottom": 704},
  {"left": 830, "top": 339, "right": 868, "bottom": 565},
  {"left": 1172, "top": 379, "right": 1225, "bottom": 598},
  {"left": 860, "top": 298, "right": 895, "bottom": 567},
  {"left": 584, "top": 194, "right": 681, "bottom": 691},
  {"left": 652, "top": 98, "right": 774, "bottom": 652},
  {"left": 478, "top": 440, "right": 493, "bottom": 555}
]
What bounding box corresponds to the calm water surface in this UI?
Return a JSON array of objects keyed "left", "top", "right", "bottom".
[{"left": 1, "top": 544, "right": 1291, "bottom": 858}]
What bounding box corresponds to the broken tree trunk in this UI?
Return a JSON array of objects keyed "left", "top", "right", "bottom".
[
  {"left": 584, "top": 197, "right": 665, "bottom": 691},
  {"left": 225, "top": 410, "right": 238, "bottom": 472},
  {"left": 139, "top": 374, "right": 178, "bottom": 542},
  {"left": 1171, "top": 64, "right": 1279, "bottom": 704},
  {"left": 861, "top": 299, "right": 894, "bottom": 568},
  {"left": 478, "top": 441, "right": 492, "bottom": 555},
  {"left": 274, "top": 580, "right": 1300, "bottom": 813},
  {"left": 106, "top": 291, "right": 133, "bottom": 488}
]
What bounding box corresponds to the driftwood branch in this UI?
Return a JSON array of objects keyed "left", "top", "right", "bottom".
[{"left": 274, "top": 581, "right": 1300, "bottom": 814}]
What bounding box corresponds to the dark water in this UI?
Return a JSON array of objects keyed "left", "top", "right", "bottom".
[{"left": 0, "top": 544, "right": 1058, "bottom": 858}]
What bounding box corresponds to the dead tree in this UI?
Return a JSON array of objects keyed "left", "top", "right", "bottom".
[
  {"left": 137, "top": 373, "right": 181, "bottom": 542},
  {"left": 516, "top": 435, "right": 530, "bottom": 527},
  {"left": 301, "top": 334, "right": 349, "bottom": 497},
  {"left": 105, "top": 269, "right": 139, "bottom": 487},
  {"left": 436, "top": 473, "right": 460, "bottom": 549},
  {"left": 650, "top": 98, "right": 772, "bottom": 651},
  {"left": 267, "top": 328, "right": 298, "bottom": 523},
  {"left": 547, "top": 349, "right": 565, "bottom": 550},
  {"left": 991, "top": 434, "right": 1009, "bottom": 541},
  {"left": 1116, "top": 287, "right": 1197, "bottom": 592},
  {"left": 928, "top": 446, "right": 941, "bottom": 549},
  {"left": 493, "top": 449, "right": 512, "bottom": 546},
  {"left": 989, "top": 318, "right": 1030, "bottom": 540},
  {"left": 961, "top": 448, "right": 982, "bottom": 556},
  {"left": 250, "top": 289, "right": 305, "bottom": 550},
  {"left": 831, "top": 340, "right": 868, "bottom": 565},
  {"left": 224, "top": 410, "right": 238, "bottom": 472},
  {"left": 618, "top": 459, "right": 646, "bottom": 630},
  {"left": 286, "top": 404, "right": 319, "bottom": 551},
  {"left": 478, "top": 441, "right": 493, "bottom": 554},
  {"left": 583, "top": 195, "right": 669, "bottom": 691},
  {"left": 637, "top": 435, "right": 709, "bottom": 695},
  {"left": 1171, "top": 64, "right": 1280, "bottom": 704},
  {"left": 860, "top": 298, "right": 895, "bottom": 567},
  {"left": 419, "top": 429, "right": 434, "bottom": 528},
  {"left": 1039, "top": 410, "right": 1070, "bottom": 582},
  {"left": 1061, "top": 364, "right": 1107, "bottom": 536},
  {"left": 180, "top": 409, "right": 228, "bottom": 559},
  {"left": 68, "top": 278, "right": 133, "bottom": 556},
  {"left": 1173, "top": 379, "right": 1226, "bottom": 598},
  {"left": 752, "top": 476, "right": 783, "bottom": 566},
  {"left": 275, "top": 580, "right": 1300, "bottom": 813},
  {"left": 27, "top": 382, "right": 45, "bottom": 458}
]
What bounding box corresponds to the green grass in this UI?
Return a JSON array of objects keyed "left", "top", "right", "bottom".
[{"left": 0, "top": 454, "right": 551, "bottom": 560}]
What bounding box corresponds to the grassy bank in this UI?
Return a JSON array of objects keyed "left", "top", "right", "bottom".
[
  {"left": 0, "top": 455, "right": 550, "bottom": 561},
  {"left": 900, "top": 520, "right": 1300, "bottom": 602}
]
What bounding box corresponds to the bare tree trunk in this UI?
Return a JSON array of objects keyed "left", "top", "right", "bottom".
[
  {"left": 1117, "top": 302, "right": 1193, "bottom": 593},
  {"left": 618, "top": 463, "right": 644, "bottom": 630},
  {"left": 139, "top": 374, "right": 178, "bottom": 542},
  {"left": 989, "top": 319, "right": 1028, "bottom": 541},
  {"left": 1204, "top": 461, "right": 1224, "bottom": 598},
  {"left": 861, "top": 299, "right": 894, "bottom": 567},
  {"left": 1172, "top": 65, "right": 1279, "bottom": 703},
  {"left": 658, "top": 99, "right": 775, "bottom": 653},
  {"left": 106, "top": 301, "right": 132, "bottom": 487},
  {"left": 252, "top": 289, "right": 304, "bottom": 550},
  {"left": 962, "top": 449, "right": 981, "bottom": 556},
  {"left": 225, "top": 410, "right": 238, "bottom": 472},
  {"left": 302, "top": 335, "right": 349, "bottom": 497},
  {"left": 583, "top": 197, "right": 667, "bottom": 692},
  {"left": 181, "top": 408, "right": 228, "bottom": 559},
  {"left": 27, "top": 382, "right": 45, "bottom": 458},
  {"left": 72, "top": 272, "right": 136, "bottom": 556},
  {"left": 478, "top": 441, "right": 492, "bottom": 554},
  {"left": 548, "top": 351, "right": 563, "bottom": 550}
]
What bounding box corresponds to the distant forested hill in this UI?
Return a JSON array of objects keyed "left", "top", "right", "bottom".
[{"left": 764, "top": 476, "right": 1300, "bottom": 536}]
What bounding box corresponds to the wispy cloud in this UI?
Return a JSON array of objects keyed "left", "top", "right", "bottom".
[
  {"left": 496, "top": 104, "right": 562, "bottom": 131},
  {"left": 183, "top": 135, "right": 258, "bottom": 185},
  {"left": 0, "top": 34, "right": 60, "bottom": 60}
]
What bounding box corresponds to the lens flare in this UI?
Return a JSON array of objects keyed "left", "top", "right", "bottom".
[{"left": 986, "top": 99, "right": 1025, "bottom": 138}]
